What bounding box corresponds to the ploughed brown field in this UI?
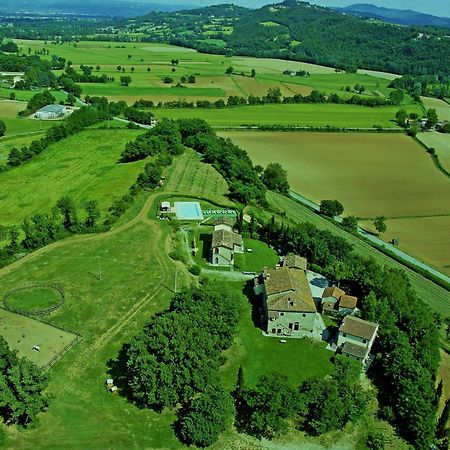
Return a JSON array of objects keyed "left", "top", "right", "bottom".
[{"left": 220, "top": 131, "right": 450, "bottom": 275}]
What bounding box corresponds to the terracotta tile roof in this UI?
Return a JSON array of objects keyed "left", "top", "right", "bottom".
[
  {"left": 283, "top": 254, "right": 307, "bottom": 271},
  {"left": 212, "top": 229, "right": 243, "bottom": 250},
  {"left": 342, "top": 342, "right": 369, "bottom": 360},
  {"left": 266, "top": 267, "right": 316, "bottom": 313},
  {"left": 339, "top": 295, "right": 358, "bottom": 309},
  {"left": 339, "top": 316, "right": 378, "bottom": 341},
  {"left": 322, "top": 286, "right": 345, "bottom": 300}
]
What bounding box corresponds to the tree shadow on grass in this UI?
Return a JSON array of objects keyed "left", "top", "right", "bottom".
[
  {"left": 242, "top": 279, "right": 264, "bottom": 331},
  {"left": 106, "top": 344, "right": 134, "bottom": 403},
  {"left": 199, "top": 233, "right": 212, "bottom": 261}
]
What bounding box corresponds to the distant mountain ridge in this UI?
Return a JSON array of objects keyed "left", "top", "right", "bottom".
[
  {"left": 0, "top": 0, "right": 197, "bottom": 17},
  {"left": 335, "top": 3, "right": 450, "bottom": 28}
]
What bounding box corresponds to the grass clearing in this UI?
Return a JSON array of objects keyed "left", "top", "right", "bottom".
[
  {"left": 220, "top": 281, "right": 334, "bottom": 389},
  {"left": 220, "top": 131, "right": 450, "bottom": 218},
  {"left": 164, "top": 149, "right": 231, "bottom": 205},
  {"left": 0, "top": 308, "right": 78, "bottom": 368},
  {"left": 5, "top": 286, "right": 62, "bottom": 311},
  {"left": 266, "top": 192, "right": 450, "bottom": 316},
  {"left": 421, "top": 97, "right": 450, "bottom": 121},
  {"left": 234, "top": 238, "right": 279, "bottom": 272},
  {"left": 155, "top": 103, "right": 418, "bottom": 128},
  {"left": 0, "top": 128, "right": 144, "bottom": 225},
  {"left": 418, "top": 131, "right": 450, "bottom": 173}
]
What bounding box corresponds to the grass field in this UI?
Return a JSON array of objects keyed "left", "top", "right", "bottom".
[
  {"left": 0, "top": 308, "right": 78, "bottom": 368},
  {"left": 12, "top": 39, "right": 410, "bottom": 107},
  {"left": 0, "top": 128, "right": 144, "bottom": 226},
  {"left": 0, "top": 159, "right": 336, "bottom": 449},
  {"left": 0, "top": 133, "right": 46, "bottom": 162},
  {"left": 421, "top": 97, "right": 450, "bottom": 121},
  {"left": 267, "top": 191, "right": 450, "bottom": 317},
  {"left": 418, "top": 131, "right": 450, "bottom": 173},
  {"left": 221, "top": 131, "right": 450, "bottom": 218},
  {"left": 5, "top": 286, "right": 62, "bottom": 311},
  {"left": 155, "top": 103, "right": 421, "bottom": 128},
  {"left": 234, "top": 238, "right": 279, "bottom": 272},
  {"left": 163, "top": 149, "right": 231, "bottom": 205}
]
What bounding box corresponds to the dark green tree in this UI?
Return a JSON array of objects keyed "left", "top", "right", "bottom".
[
  {"left": 242, "top": 373, "right": 299, "bottom": 438},
  {"left": 426, "top": 108, "right": 438, "bottom": 129},
  {"left": 319, "top": 199, "right": 344, "bottom": 217},
  {"left": 56, "top": 196, "right": 78, "bottom": 231},
  {"left": 437, "top": 398, "right": 450, "bottom": 439},
  {"left": 341, "top": 215, "right": 359, "bottom": 233},
  {"left": 395, "top": 109, "right": 407, "bottom": 125},
  {"left": 0, "top": 120, "right": 5, "bottom": 137},
  {"left": 262, "top": 163, "right": 290, "bottom": 193},
  {"left": 120, "top": 76, "right": 132, "bottom": 86},
  {"left": 0, "top": 336, "right": 48, "bottom": 426},
  {"left": 176, "top": 384, "right": 234, "bottom": 447},
  {"left": 373, "top": 216, "right": 387, "bottom": 235},
  {"left": 84, "top": 199, "right": 100, "bottom": 228}
]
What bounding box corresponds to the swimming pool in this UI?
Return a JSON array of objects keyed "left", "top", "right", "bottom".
[{"left": 175, "top": 202, "right": 204, "bottom": 221}]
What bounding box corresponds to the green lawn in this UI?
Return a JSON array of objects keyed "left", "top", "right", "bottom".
[
  {"left": 0, "top": 116, "right": 54, "bottom": 137},
  {"left": 5, "top": 286, "right": 62, "bottom": 311},
  {"left": 80, "top": 83, "right": 225, "bottom": 98},
  {"left": 219, "top": 281, "right": 334, "bottom": 389},
  {"left": 154, "top": 103, "right": 421, "bottom": 128},
  {"left": 234, "top": 238, "right": 278, "bottom": 272},
  {"left": 0, "top": 86, "right": 67, "bottom": 103},
  {"left": 0, "top": 128, "right": 144, "bottom": 225}
]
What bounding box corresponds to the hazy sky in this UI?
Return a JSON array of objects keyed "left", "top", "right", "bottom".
[{"left": 161, "top": 0, "right": 450, "bottom": 18}]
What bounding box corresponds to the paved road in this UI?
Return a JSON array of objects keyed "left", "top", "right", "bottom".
[{"left": 288, "top": 191, "right": 450, "bottom": 286}]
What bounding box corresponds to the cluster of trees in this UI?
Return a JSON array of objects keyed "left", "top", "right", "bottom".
[
  {"left": 389, "top": 75, "right": 449, "bottom": 100},
  {"left": 236, "top": 358, "right": 369, "bottom": 439},
  {"left": 119, "top": 119, "right": 183, "bottom": 162},
  {"left": 0, "top": 41, "right": 19, "bottom": 53},
  {"left": 261, "top": 163, "right": 290, "bottom": 194},
  {"left": 61, "top": 65, "right": 109, "bottom": 84},
  {"left": 124, "top": 284, "right": 240, "bottom": 446},
  {"left": 2, "top": 106, "right": 108, "bottom": 171},
  {"left": 128, "top": 87, "right": 401, "bottom": 112},
  {"left": 22, "top": 196, "right": 101, "bottom": 250},
  {"left": 0, "top": 336, "right": 48, "bottom": 427},
  {"left": 123, "top": 107, "right": 154, "bottom": 125},
  {"left": 257, "top": 215, "right": 440, "bottom": 448},
  {"left": 0, "top": 195, "right": 101, "bottom": 268},
  {"left": 0, "top": 52, "right": 55, "bottom": 88},
  {"left": 19, "top": 90, "right": 56, "bottom": 116}
]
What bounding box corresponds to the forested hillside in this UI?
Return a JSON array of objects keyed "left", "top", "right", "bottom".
[{"left": 132, "top": 0, "right": 450, "bottom": 76}]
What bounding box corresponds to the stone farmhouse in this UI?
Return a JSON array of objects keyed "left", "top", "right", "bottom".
[
  {"left": 256, "top": 258, "right": 323, "bottom": 338},
  {"left": 210, "top": 223, "right": 243, "bottom": 266},
  {"left": 337, "top": 315, "right": 378, "bottom": 365}
]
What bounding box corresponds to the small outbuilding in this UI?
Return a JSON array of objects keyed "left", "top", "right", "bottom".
[{"left": 35, "top": 104, "right": 66, "bottom": 120}]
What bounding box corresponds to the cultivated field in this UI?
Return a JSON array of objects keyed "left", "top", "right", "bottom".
[
  {"left": 0, "top": 308, "right": 78, "bottom": 368},
  {"left": 421, "top": 97, "right": 450, "bottom": 121},
  {"left": 156, "top": 103, "right": 421, "bottom": 128},
  {"left": 12, "top": 39, "right": 409, "bottom": 106},
  {"left": 418, "top": 131, "right": 450, "bottom": 173},
  {"left": 0, "top": 128, "right": 144, "bottom": 225},
  {"left": 221, "top": 131, "right": 450, "bottom": 218},
  {"left": 360, "top": 216, "right": 450, "bottom": 277}
]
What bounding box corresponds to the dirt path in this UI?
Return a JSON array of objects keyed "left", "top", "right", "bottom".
[{"left": 0, "top": 193, "right": 157, "bottom": 278}]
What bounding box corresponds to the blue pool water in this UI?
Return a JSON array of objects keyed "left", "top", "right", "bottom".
[{"left": 175, "top": 202, "right": 204, "bottom": 220}]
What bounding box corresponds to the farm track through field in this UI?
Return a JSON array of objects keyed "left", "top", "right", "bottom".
[{"left": 0, "top": 192, "right": 158, "bottom": 278}]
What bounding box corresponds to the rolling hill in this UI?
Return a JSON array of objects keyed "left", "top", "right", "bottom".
[{"left": 335, "top": 3, "right": 450, "bottom": 28}]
